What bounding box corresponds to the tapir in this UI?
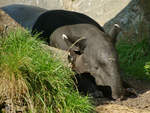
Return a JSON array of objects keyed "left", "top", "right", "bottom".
[{"left": 1, "top": 4, "right": 124, "bottom": 99}]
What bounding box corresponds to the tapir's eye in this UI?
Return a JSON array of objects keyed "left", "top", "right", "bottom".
[
  {"left": 68, "top": 55, "right": 74, "bottom": 63},
  {"left": 74, "top": 50, "right": 81, "bottom": 55},
  {"left": 94, "top": 66, "right": 99, "bottom": 70},
  {"left": 99, "top": 61, "right": 106, "bottom": 67}
]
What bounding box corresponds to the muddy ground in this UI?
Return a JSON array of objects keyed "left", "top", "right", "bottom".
[{"left": 95, "top": 78, "right": 150, "bottom": 113}]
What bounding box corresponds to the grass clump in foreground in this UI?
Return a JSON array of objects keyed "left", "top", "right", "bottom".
[
  {"left": 0, "top": 29, "right": 93, "bottom": 113},
  {"left": 116, "top": 20, "right": 150, "bottom": 80}
]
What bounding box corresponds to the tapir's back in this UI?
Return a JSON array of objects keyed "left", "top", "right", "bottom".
[
  {"left": 1, "top": 4, "right": 47, "bottom": 29},
  {"left": 1, "top": 4, "right": 104, "bottom": 39},
  {"left": 32, "top": 10, "right": 105, "bottom": 39}
]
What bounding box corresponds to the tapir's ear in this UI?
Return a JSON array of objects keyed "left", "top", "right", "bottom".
[
  {"left": 62, "top": 34, "right": 72, "bottom": 46},
  {"left": 62, "top": 34, "right": 80, "bottom": 52},
  {"left": 62, "top": 34, "right": 86, "bottom": 54},
  {"left": 109, "top": 24, "right": 121, "bottom": 44}
]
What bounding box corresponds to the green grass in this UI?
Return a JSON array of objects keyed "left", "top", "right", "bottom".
[
  {"left": 145, "top": 62, "right": 150, "bottom": 79},
  {"left": 0, "top": 29, "right": 93, "bottom": 113},
  {"left": 116, "top": 25, "right": 150, "bottom": 80}
]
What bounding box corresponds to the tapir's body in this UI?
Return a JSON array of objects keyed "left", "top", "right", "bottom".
[
  {"left": 2, "top": 4, "right": 47, "bottom": 29},
  {"left": 1, "top": 4, "right": 124, "bottom": 99}
]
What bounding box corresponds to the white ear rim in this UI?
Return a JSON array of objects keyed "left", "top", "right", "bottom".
[
  {"left": 62, "top": 34, "right": 68, "bottom": 39},
  {"left": 108, "top": 24, "right": 121, "bottom": 43},
  {"left": 114, "top": 24, "right": 120, "bottom": 28}
]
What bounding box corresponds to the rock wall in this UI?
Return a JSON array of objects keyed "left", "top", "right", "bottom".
[
  {"left": 0, "top": 0, "right": 149, "bottom": 37},
  {"left": 139, "top": 0, "right": 150, "bottom": 35},
  {"left": 139, "top": 0, "right": 150, "bottom": 22},
  {"left": 0, "top": 0, "right": 63, "bottom": 10},
  {"left": 66, "top": 0, "right": 131, "bottom": 26},
  {"left": 104, "top": 0, "right": 142, "bottom": 32},
  {"left": 103, "top": 0, "right": 149, "bottom": 41},
  {"left": 0, "top": 0, "right": 131, "bottom": 26}
]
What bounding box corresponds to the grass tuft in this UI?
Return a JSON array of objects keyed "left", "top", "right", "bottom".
[{"left": 0, "top": 29, "right": 93, "bottom": 113}]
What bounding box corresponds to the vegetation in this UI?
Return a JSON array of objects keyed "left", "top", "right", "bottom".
[
  {"left": 145, "top": 62, "right": 150, "bottom": 79},
  {"left": 0, "top": 18, "right": 150, "bottom": 112},
  {"left": 0, "top": 29, "right": 93, "bottom": 113},
  {"left": 116, "top": 21, "right": 150, "bottom": 80}
]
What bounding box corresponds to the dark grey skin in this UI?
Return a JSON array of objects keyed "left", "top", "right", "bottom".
[
  {"left": 50, "top": 24, "right": 123, "bottom": 99},
  {"left": 1, "top": 4, "right": 124, "bottom": 99}
]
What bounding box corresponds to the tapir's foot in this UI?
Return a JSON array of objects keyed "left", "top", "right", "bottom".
[
  {"left": 125, "top": 88, "right": 138, "bottom": 97},
  {"left": 89, "top": 90, "right": 104, "bottom": 98},
  {"left": 121, "top": 80, "right": 138, "bottom": 99},
  {"left": 118, "top": 88, "right": 137, "bottom": 101}
]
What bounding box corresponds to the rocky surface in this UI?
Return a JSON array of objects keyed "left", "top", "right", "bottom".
[
  {"left": 63, "top": 0, "right": 131, "bottom": 26},
  {"left": 0, "top": 0, "right": 147, "bottom": 36},
  {"left": 0, "top": 0, "right": 63, "bottom": 10},
  {"left": 0, "top": 0, "right": 131, "bottom": 26},
  {"left": 95, "top": 78, "right": 150, "bottom": 113},
  {"left": 0, "top": 9, "right": 23, "bottom": 36},
  {"left": 139, "top": 0, "right": 150, "bottom": 23},
  {"left": 96, "top": 104, "right": 150, "bottom": 113},
  {"left": 103, "top": 0, "right": 143, "bottom": 33}
]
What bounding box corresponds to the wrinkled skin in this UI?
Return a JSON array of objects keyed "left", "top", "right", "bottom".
[
  {"left": 1, "top": 4, "right": 124, "bottom": 99},
  {"left": 50, "top": 24, "right": 123, "bottom": 99}
]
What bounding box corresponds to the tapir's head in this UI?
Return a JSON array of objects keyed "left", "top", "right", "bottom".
[{"left": 64, "top": 24, "right": 123, "bottom": 99}]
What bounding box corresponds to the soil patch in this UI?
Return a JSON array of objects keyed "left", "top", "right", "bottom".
[{"left": 95, "top": 78, "right": 150, "bottom": 113}]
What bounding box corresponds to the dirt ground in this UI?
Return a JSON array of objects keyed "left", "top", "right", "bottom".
[{"left": 95, "top": 78, "right": 150, "bottom": 113}]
